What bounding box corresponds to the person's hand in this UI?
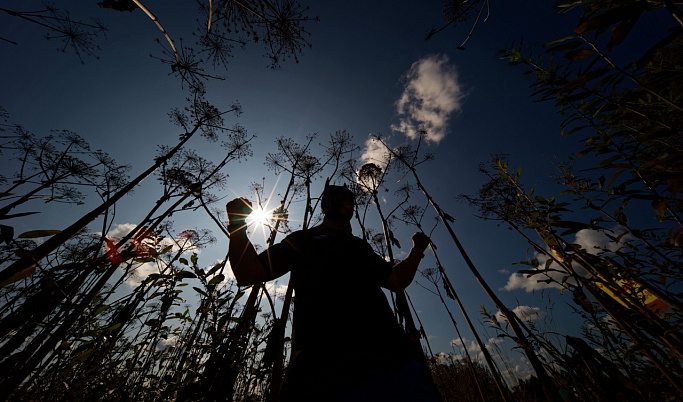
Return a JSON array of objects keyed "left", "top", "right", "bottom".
[
  {"left": 226, "top": 198, "right": 252, "bottom": 227},
  {"left": 411, "top": 232, "right": 430, "bottom": 254}
]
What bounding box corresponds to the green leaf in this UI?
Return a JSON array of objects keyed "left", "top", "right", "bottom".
[
  {"left": 545, "top": 40, "right": 582, "bottom": 53},
  {"left": 179, "top": 257, "right": 188, "bottom": 265},
  {"left": 517, "top": 270, "right": 544, "bottom": 276},
  {"left": 158, "top": 245, "right": 173, "bottom": 255},
  {"left": 670, "top": 228, "right": 683, "bottom": 247},
  {"left": 175, "top": 270, "right": 197, "bottom": 280},
  {"left": 93, "top": 305, "right": 109, "bottom": 316},
  {"left": 0, "top": 265, "right": 36, "bottom": 287},
  {"left": 147, "top": 273, "right": 171, "bottom": 280},
  {"left": 616, "top": 212, "right": 628, "bottom": 225},
  {"left": 624, "top": 343, "right": 647, "bottom": 358},
  {"left": 554, "top": 220, "right": 591, "bottom": 235},
  {"left": 564, "top": 49, "right": 594, "bottom": 61},
  {"left": 148, "top": 291, "right": 163, "bottom": 299},
  {"left": 145, "top": 319, "right": 161, "bottom": 327},
  {"left": 208, "top": 274, "right": 225, "bottom": 286},
  {"left": 193, "top": 286, "right": 208, "bottom": 297},
  {"left": 542, "top": 36, "right": 578, "bottom": 48},
  {"left": 544, "top": 235, "right": 559, "bottom": 247},
  {"left": 207, "top": 263, "right": 223, "bottom": 277},
  {"left": 1, "top": 211, "right": 40, "bottom": 219},
  {"left": 18, "top": 229, "right": 62, "bottom": 238},
  {"left": 605, "top": 171, "right": 626, "bottom": 191},
  {"left": 651, "top": 199, "right": 668, "bottom": 218},
  {"left": 597, "top": 176, "right": 605, "bottom": 189},
  {"left": 75, "top": 349, "right": 94, "bottom": 362},
  {"left": 564, "top": 243, "right": 582, "bottom": 252}
]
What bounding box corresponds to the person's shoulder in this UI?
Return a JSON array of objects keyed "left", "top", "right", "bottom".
[{"left": 281, "top": 228, "right": 314, "bottom": 243}]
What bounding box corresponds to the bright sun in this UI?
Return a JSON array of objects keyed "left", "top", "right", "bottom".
[{"left": 246, "top": 206, "right": 273, "bottom": 227}]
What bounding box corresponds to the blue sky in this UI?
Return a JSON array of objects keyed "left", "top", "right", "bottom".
[{"left": 1, "top": 0, "right": 622, "bottom": 381}]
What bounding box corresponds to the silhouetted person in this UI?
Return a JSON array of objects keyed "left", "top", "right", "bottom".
[{"left": 227, "top": 181, "right": 439, "bottom": 401}]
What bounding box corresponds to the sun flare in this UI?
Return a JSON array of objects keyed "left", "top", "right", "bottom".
[{"left": 246, "top": 206, "right": 273, "bottom": 228}]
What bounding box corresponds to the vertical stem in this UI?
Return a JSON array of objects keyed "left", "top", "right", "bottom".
[
  {"left": 267, "top": 176, "right": 312, "bottom": 401},
  {"left": 371, "top": 189, "right": 421, "bottom": 342},
  {"left": 427, "top": 241, "right": 510, "bottom": 402},
  {"left": 267, "top": 278, "right": 293, "bottom": 402},
  {"left": 0, "top": 124, "right": 201, "bottom": 286},
  {"left": 426, "top": 271, "right": 487, "bottom": 402},
  {"left": 406, "top": 164, "right": 562, "bottom": 402}
]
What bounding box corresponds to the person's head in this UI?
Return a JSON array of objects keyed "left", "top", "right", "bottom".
[{"left": 320, "top": 180, "right": 355, "bottom": 221}]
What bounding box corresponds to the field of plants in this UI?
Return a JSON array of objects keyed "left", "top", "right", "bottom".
[{"left": 1, "top": 1, "right": 681, "bottom": 401}]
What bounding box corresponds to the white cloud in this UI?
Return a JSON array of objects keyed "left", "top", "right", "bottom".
[
  {"left": 155, "top": 336, "right": 178, "bottom": 351},
  {"left": 504, "top": 271, "right": 564, "bottom": 293},
  {"left": 487, "top": 337, "right": 504, "bottom": 346},
  {"left": 435, "top": 352, "right": 462, "bottom": 364},
  {"left": 507, "top": 363, "right": 534, "bottom": 381},
  {"left": 494, "top": 305, "right": 547, "bottom": 323},
  {"left": 450, "top": 337, "right": 465, "bottom": 347},
  {"left": 446, "top": 335, "right": 535, "bottom": 384},
  {"left": 574, "top": 228, "right": 630, "bottom": 254},
  {"left": 360, "top": 136, "right": 388, "bottom": 165},
  {"left": 503, "top": 228, "right": 630, "bottom": 293},
  {"left": 265, "top": 282, "right": 290, "bottom": 298},
  {"left": 391, "top": 54, "right": 464, "bottom": 144},
  {"left": 206, "top": 260, "right": 234, "bottom": 288},
  {"left": 451, "top": 337, "right": 482, "bottom": 353},
  {"left": 503, "top": 251, "right": 564, "bottom": 292},
  {"left": 106, "top": 223, "right": 138, "bottom": 239},
  {"left": 123, "top": 262, "right": 158, "bottom": 287},
  {"left": 223, "top": 261, "right": 236, "bottom": 281}
]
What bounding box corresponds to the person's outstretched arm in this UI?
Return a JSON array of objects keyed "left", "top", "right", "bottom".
[
  {"left": 384, "top": 232, "right": 430, "bottom": 292},
  {"left": 226, "top": 198, "right": 269, "bottom": 286}
]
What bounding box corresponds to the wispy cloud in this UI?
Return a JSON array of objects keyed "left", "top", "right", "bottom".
[
  {"left": 451, "top": 337, "right": 481, "bottom": 353},
  {"left": 503, "top": 228, "right": 630, "bottom": 293},
  {"left": 124, "top": 262, "right": 158, "bottom": 287},
  {"left": 105, "top": 223, "right": 138, "bottom": 240},
  {"left": 575, "top": 228, "right": 631, "bottom": 255},
  {"left": 265, "top": 281, "right": 290, "bottom": 298},
  {"left": 447, "top": 336, "right": 534, "bottom": 382},
  {"left": 503, "top": 253, "right": 564, "bottom": 293},
  {"left": 391, "top": 54, "right": 464, "bottom": 144},
  {"left": 207, "top": 260, "right": 234, "bottom": 291},
  {"left": 507, "top": 362, "right": 534, "bottom": 381},
  {"left": 155, "top": 336, "right": 178, "bottom": 351},
  {"left": 435, "top": 352, "right": 462, "bottom": 364},
  {"left": 360, "top": 136, "right": 388, "bottom": 165},
  {"left": 494, "top": 305, "right": 547, "bottom": 323}
]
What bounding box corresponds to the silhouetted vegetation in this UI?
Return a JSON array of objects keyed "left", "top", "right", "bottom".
[{"left": 1, "top": 0, "right": 681, "bottom": 401}]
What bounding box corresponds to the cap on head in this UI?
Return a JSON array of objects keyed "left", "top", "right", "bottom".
[{"left": 321, "top": 179, "right": 355, "bottom": 219}]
